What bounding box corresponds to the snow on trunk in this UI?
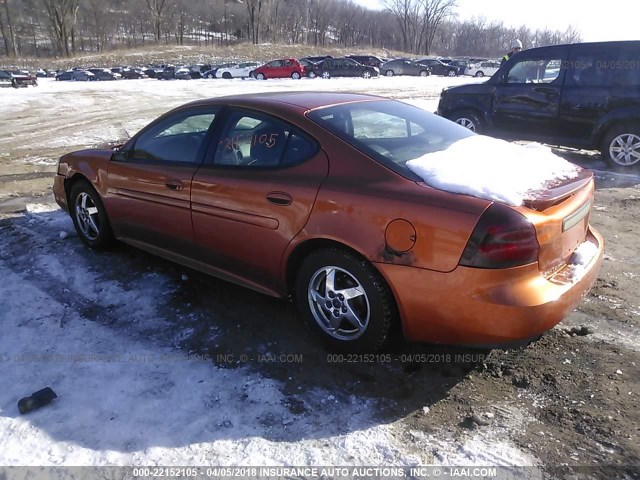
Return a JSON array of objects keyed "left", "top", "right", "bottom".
[{"left": 406, "top": 135, "right": 581, "bottom": 206}]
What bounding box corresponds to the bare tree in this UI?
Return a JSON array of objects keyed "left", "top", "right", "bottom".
[
  {"left": 144, "top": 0, "right": 167, "bottom": 41},
  {"left": 384, "top": 0, "right": 416, "bottom": 52},
  {"left": 0, "top": 0, "right": 19, "bottom": 56},
  {"left": 417, "top": 0, "right": 456, "bottom": 55},
  {"left": 42, "top": 0, "right": 80, "bottom": 56},
  {"left": 245, "top": 0, "right": 262, "bottom": 44}
]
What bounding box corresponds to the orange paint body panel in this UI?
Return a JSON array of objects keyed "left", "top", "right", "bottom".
[{"left": 52, "top": 92, "right": 605, "bottom": 348}]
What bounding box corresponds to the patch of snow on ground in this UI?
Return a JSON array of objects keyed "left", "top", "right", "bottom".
[
  {"left": 0, "top": 262, "right": 418, "bottom": 466},
  {"left": 406, "top": 136, "right": 581, "bottom": 206},
  {"left": 411, "top": 403, "right": 536, "bottom": 467}
]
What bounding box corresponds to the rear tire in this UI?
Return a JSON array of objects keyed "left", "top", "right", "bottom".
[
  {"left": 601, "top": 123, "right": 640, "bottom": 167},
  {"left": 449, "top": 109, "right": 484, "bottom": 133},
  {"left": 295, "top": 248, "right": 397, "bottom": 352},
  {"left": 291, "top": 71, "right": 301, "bottom": 79},
  {"left": 321, "top": 71, "right": 331, "bottom": 79},
  {"left": 69, "top": 181, "right": 113, "bottom": 249}
]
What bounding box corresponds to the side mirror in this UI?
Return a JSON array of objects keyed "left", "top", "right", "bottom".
[{"left": 112, "top": 146, "right": 127, "bottom": 162}]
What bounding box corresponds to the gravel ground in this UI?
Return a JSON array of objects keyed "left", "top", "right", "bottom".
[{"left": 0, "top": 75, "right": 638, "bottom": 477}]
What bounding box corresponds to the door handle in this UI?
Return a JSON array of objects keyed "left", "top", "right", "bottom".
[
  {"left": 165, "top": 180, "right": 184, "bottom": 191},
  {"left": 266, "top": 192, "right": 292, "bottom": 206}
]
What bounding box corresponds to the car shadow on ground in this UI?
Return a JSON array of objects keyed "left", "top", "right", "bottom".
[{"left": 0, "top": 210, "right": 487, "bottom": 454}]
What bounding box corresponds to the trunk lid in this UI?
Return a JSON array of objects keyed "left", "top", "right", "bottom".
[{"left": 519, "top": 169, "right": 595, "bottom": 275}]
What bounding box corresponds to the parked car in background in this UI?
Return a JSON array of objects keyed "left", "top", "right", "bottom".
[
  {"left": 53, "top": 92, "right": 603, "bottom": 352},
  {"left": 36, "top": 68, "right": 48, "bottom": 78},
  {"left": 417, "top": 58, "right": 459, "bottom": 76},
  {"left": 0, "top": 70, "right": 15, "bottom": 87},
  {"left": 380, "top": 59, "right": 430, "bottom": 77},
  {"left": 157, "top": 66, "right": 191, "bottom": 80},
  {"left": 314, "top": 57, "right": 379, "bottom": 79},
  {"left": 438, "top": 41, "right": 640, "bottom": 167},
  {"left": 346, "top": 55, "right": 384, "bottom": 68},
  {"left": 6, "top": 70, "right": 38, "bottom": 86},
  {"left": 55, "top": 70, "right": 95, "bottom": 81},
  {"left": 203, "top": 64, "right": 232, "bottom": 79},
  {"left": 252, "top": 59, "right": 307, "bottom": 80},
  {"left": 88, "top": 68, "right": 119, "bottom": 81},
  {"left": 464, "top": 60, "right": 501, "bottom": 77},
  {"left": 121, "top": 68, "right": 148, "bottom": 79},
  {"left": 143, "top": 66, "right": 164, "bottom": 78},
  {"left": 449, "top": 59, "right": 469, "bottom": 73},
  {"left": 216, "top": 62, "right": 261, "bottom": 79},
  {"left": 188, "top": 64, "right": 210, "bottom": 79}
]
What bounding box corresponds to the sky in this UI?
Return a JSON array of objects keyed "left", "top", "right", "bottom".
[{"left": 351, "top": 0, "right": 640, "bottom": 42}]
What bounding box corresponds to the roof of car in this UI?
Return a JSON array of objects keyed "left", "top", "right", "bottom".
[{"left": 186, "top": 92, "right": 387, "bottom": 111}]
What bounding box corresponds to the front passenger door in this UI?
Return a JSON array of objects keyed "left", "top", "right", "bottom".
[
  {"left": 492, "top": 47, "right": 568, "bottom": 136},
  {"left": 105, "top": 107, "right": 220, "bottom": 253}
]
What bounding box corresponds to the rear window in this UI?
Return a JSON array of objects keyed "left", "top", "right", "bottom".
[
  {"left": 567, "top": 47, "right": 640, "bottom": 87},
  {"left": 307, "top": 100, "right": 473, "bottom": 180}
]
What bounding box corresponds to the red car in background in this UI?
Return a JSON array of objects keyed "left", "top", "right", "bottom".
[{"left": 252, "top": 58, "right": 307, "bottom": 80}]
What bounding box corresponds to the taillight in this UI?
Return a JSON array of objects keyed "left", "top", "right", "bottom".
[{"left": 460, "top": 203, "right": 539, "bottom": 269}]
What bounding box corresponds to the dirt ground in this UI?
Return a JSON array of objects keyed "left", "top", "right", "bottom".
[{"left": 0, "top": 74, "right": 639, "bottom": 477}]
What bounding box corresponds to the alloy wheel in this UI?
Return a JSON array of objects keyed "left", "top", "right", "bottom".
[
  {"left": 74, "top": 192, "right": 100, "bottom": 241},
  {"left": 609, "top": 133, "right": 640, "bottom": 166},
  {"left": 455, "top": 117, "right": 476, "bottom": 132},
  {"left": 307, "top": 266, "right": 370, "bottom": 341}
]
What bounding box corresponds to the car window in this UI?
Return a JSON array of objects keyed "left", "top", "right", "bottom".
[
  {"left": 507, "top": 58, "right": 562, "bottom": 84},
  {"left": 130, "top": 109, "right": 218, "bottom": 164},
  {"left": 351, "top": 109, "right": 425, "bottom": 139},
  {"left": 568, "top": 48, "right": 640, "bottom": 87},
  {"left": 214, "top": 112, "right": 318, "bottom": 168},
  {"left": 308, "top": 100, "right": 473, "bottom": 181}
]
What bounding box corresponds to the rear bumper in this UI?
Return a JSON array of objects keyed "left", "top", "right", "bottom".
[
  {"left": 375, "top": 226, "right": 604, "bottom": 347},
  {"left": 53, "top": 174, "right": 69, "bottom": 212}
]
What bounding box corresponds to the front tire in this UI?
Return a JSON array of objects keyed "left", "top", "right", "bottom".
[
  {"left": 419, "top": 70, "right": 429, "bottom": 77},
  {"left": 295, "top": 248, "right": 397, "bottom": 352},
  {"left": 475, "top": 71, "right": 484, "bottom": 77},
  {"left": 69, "top": 181, "right": 113, "bottom": 248},
  {"left": 256, "top": 73, "right": 265, "bottom": 80},
  {"left": 222, "top": 72, "right": 232, "bottom": 79},
  {"left": 449, "top": 109, "right": 484, "bottom": 133},
  {"left": 601, "top": 123, "right": 640, "bottom": 167},
  {"left": 448, "top": 70, "right": 457, "bottom": 77},
  {"left": 385, "top": 70, "right": 394, "bottom": 77},
  {"left": 362, "top": 70, "right": 372, "bottom": 79}
]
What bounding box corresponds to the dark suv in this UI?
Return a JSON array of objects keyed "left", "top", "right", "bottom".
[{"left": 437, "top": 41, "right": 640, "bottom": 167}]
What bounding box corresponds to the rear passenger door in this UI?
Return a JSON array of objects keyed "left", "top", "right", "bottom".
[
  {"left": 492, "top": 46, "right": 569, "bottom": 137},
  {"left": 190, "top": 109, "right": 329, "bottom": 292}
]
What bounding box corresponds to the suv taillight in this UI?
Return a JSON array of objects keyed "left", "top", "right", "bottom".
[{"left": 460, "top": 203, "right": 539, "bottom": 269}]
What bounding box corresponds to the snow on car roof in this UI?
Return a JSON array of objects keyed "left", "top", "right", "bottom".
[{"left": 406, "top": 135, "right": 581, "bottom": 206}]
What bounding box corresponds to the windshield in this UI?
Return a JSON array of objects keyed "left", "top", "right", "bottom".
[{"left": 307, "top": 100, "right": 474, "bottom": 180}]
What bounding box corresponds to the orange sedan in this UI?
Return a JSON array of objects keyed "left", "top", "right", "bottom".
[{"left": 52, "top": 92, "right": 604, "bottom": 352}]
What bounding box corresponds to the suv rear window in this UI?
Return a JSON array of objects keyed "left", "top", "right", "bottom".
[{"left": 568, "top": 48, "right": 640, "bottom": 86}]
